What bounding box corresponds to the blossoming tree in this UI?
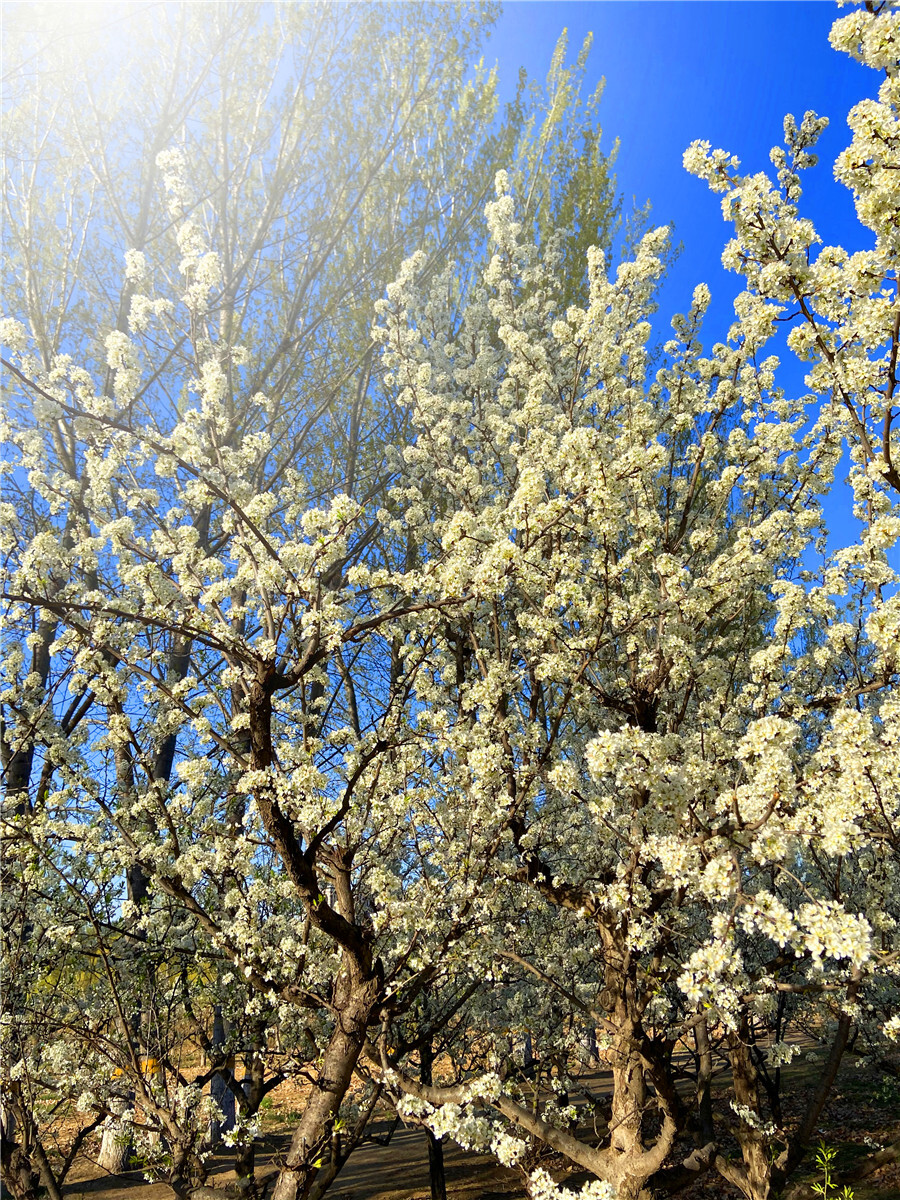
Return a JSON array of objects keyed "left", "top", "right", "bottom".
[
  {"left": 2, "top": 4, "right": 897, "bottom": 1200},
  {"left": 366, "top": 6, "right": 898, "bottom": 1199},
  {"left": 0, "top": 5, "right": 624, "bottom": 1200}
]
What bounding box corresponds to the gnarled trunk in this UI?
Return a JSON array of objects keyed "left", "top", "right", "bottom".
[
  {"left": 0, "top": 1093, "right": 40, "bottom": 1200},
  {"left": 725, "top": 1022, "right": 775, "bottom": 1200},
  {"left": 608, "top": 1032, "right": 651, "bottom": 1200}
]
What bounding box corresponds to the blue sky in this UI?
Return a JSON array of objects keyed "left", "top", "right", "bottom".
[
  {"left": 488, "top": 2, "right": 880, "bottom": 552},
  {"left": 490, "top": 2, "right": 872, "bottom": 320}
]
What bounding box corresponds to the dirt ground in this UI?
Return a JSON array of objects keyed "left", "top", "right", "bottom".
[
  {"left": 59, "top": 1058, "right": 900, "bottom": 1200},
  {"left": 62, "top": 1117, "right": 526, "bottom": 1200}
]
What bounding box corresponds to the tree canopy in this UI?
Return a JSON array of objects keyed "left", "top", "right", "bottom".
[{"left": 1, "top": 4, "right": 898, "bottom": 1200}]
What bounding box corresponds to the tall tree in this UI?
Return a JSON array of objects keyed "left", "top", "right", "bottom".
[
  {"left": 1, "top": 4, "right": 625, "bottom": 1199},
  {"left": 369, "top": 5, "right": 899, "bottom": 1199}
]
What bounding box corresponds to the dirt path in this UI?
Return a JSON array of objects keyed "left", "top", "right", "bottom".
[
  {"left": 59, "top": 1053, "right": 900, "bottom": 1200},
  {"left": 62, "top": 1120, "right": 526, "bottom": 1200}
]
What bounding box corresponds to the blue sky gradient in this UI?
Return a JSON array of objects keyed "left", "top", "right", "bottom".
[
  {"left": 491, "top": 3, "right": 872, "bottom": 316},
  {"left": 489, "top": 2, "right": 880, "bottom": 552}
]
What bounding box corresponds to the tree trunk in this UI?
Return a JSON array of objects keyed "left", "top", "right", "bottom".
[
  {"left": 96, "top": 866, "right": 145, "bottom": 1174},
  {"left": 271, "top": 978, "right": 379, "bottom": 1200},
  {"left": 584, "top": 1025, "right": 599, "bottom": 1067},
  {"left": 523, "top": 1030, "right": 535, "bottom": 1076},
  {"left": 249, "top": 671, "right": 381, "bottom": 1200},
  {"left": 694, "top": 1018, "right": 715, "bottom": 1144},
  {"left": 728, "top": 1023, "right": 775, "bottom": 1200},
  {"left": 609, "top": 1035, "right": 646, "bottom": 1157},
  {"left": 0, "top": 1143, "right": 41, "bottom": 1200},
  {"left": 420, "top": 1034, "right": 446, "bottom": 1200},
  {"left": 607, "top": 1049, "right": 650, "bottom": 1200},
  {"left": 98, "top": 1115, "right": 132, "bottom": 1174},
  {"left": 0, "top": 1094, "right": 41, "bottom": 1200},
  {"left": 606, "top": 994, "right": 666, "bottom": 1200},
  {"left": 233, "top": 1045, "right": 264, "bottom": 1181},
  {"left": 209, "top": 1006, "right": 236, "bottom": 1147}
]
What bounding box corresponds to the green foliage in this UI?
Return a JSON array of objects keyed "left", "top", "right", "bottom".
[{"left": 812, "top": 1143, "right": 855, "bottom": 1200}]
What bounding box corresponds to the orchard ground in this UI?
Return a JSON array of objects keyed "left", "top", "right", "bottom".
[{"left": 60, "top": 1052, "right": 900, "bottom": 1200}]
